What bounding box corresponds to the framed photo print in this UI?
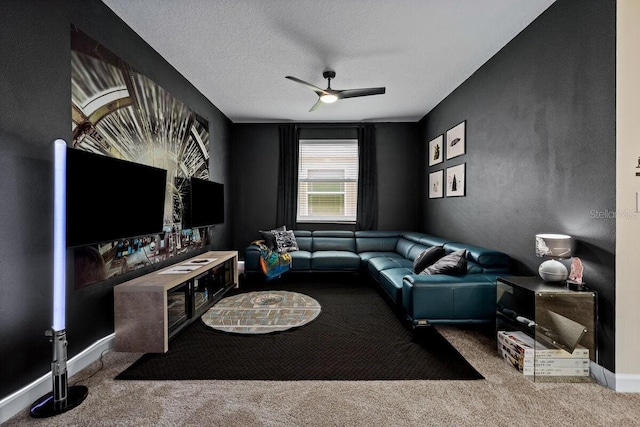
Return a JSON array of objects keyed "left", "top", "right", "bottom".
[
  {"left": 446, "top": 163, "right": 465, "bottom": 197},
  {"left": 428, "top": 134, "right": 444, "bottom": 166},
  {"left": 446, "top": 120, "right": 466, "bottom": 160},
  {"left": 429, "top": 170, "right": 443, "bottom": 198}
]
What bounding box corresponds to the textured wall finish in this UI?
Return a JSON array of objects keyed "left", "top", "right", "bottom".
[
  {"left": 420, "top": 0, "right": 615, "bottom": 370},
  {"left": 0, "top": 0, "right": 232, "bottom": 400}
]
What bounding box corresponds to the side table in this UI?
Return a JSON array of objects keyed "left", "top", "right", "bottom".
[{"left": 496, "top": 276, "right": 597, "bottom": 381}]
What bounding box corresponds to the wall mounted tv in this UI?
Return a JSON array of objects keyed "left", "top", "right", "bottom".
[
  {"left": 66, "top": 148, "right": 168, "bottom": 247},
  {"left": 184, "top": 177, "right": 224, "bottom": 228}
]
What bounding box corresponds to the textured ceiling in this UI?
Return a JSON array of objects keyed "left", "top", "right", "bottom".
[{"left": 101, "top": 0, "right": 556, "bottom": 123}]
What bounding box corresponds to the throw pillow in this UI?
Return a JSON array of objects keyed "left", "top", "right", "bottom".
[
  {"left": 420, "top": 249, "right": 467, "bottom": 276},
  {"left": 259, "top": 226, "right": 286, "bottom": 250},
  {"left": 413, "top": 246, "right": 445, "bottom": 273},
  {"left": 273, "top": 229, "right": 299, "bottom": 253}
]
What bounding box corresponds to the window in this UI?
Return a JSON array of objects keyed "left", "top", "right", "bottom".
[{"left": 297, "top": 139, "right": 358, "bottom": 222}]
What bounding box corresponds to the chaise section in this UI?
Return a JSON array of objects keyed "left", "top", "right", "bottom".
[{"left": 402, "top": 274, "right": 499, "bottom": 326}]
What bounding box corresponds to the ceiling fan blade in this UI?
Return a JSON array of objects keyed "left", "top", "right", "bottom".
[
  {"left": 337, "top": 87, "right": 386, "bottom": 99},
  {"left": 309, "top": 98, "right": 324, "bottom": 112},
  {"left": 285, "top": 76, "right": 324, "bottom": 94}
]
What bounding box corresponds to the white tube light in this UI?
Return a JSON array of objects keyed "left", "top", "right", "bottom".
[{"left": 52, "top": 139, "right": 67, "bottom": 331}]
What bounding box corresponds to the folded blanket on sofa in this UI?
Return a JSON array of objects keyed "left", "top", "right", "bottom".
[{"left": 252, "top": 240, "right": 292, "bottom": 280}]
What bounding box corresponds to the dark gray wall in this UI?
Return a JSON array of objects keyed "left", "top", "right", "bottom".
[
  {"left": 232, "top": 122, "right": 419, "bottom": 253},
  {"left": 0, "top": 0, "right": 233, "bottom": 399},
  {"left": 419, "top": 0, "right": 615, "bottom": 370}
]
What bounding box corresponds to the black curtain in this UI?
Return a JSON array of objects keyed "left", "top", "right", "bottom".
[
  {"left": 276, "top": 124, "right": 299, "bottom": 229},
  {"left": 356, "top": 123, "right": 378, "bottom": 231}
]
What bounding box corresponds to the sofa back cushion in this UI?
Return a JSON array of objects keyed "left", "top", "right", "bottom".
[
  {"left": 395, "top": 238, "right": 417, "bottom": 259},
  {"left": 406, "top": 243, "right": 431, "bottom": 261},
  {"left": 443, "top": 242, "right": 510, "bottom": 272},
  {"left": 355, "top": 231, "right": 401, "bottom": 253},
  {"left": 312, "top": 230, "right": 356, "bottom": 252},
  {"left": 293, "top": 230, "right": 313, "bottom": 252}
]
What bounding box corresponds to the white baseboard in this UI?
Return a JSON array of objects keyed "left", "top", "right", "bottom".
[
  {"left": 590, "top": 361, "right": 640, "bottom": 392},
  {"left": 0, "top": 333, "right": 115, "bottom": 424},
  {"left": 614, "top": 374, "right": 640, "bottom": 392}
]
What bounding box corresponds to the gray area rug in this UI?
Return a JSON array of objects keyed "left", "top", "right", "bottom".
[{"left": 116, "top": 279, "right": 484, "bottom": 381}]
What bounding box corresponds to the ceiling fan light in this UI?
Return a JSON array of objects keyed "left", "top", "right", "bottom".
[{"left": 320, "top": 93, "right": 338, "bottom": 103}]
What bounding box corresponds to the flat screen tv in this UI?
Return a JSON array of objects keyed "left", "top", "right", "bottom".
[
  {"left": 185, "top": 177, "right": 224, "bottom": 228},
  {"left": 66, "top": 148, "right": 168, "bottom": 247}
]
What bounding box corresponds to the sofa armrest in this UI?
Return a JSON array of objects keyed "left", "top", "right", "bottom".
[
  {"left": 402, "top": 274, "right": 497, "bottom": 324},
  {"left": 244, "top": 245, "right": 261, "bottom": 273}
]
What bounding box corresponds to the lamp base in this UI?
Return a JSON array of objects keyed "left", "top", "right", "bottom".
[
  {"left": 29, "top": 385, "right": 88, "bottom": 418},
  {"left": 538, "top": 259, "right": 568, "bottom": 282}
]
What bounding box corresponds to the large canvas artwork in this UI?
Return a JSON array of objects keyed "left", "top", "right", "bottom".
[{"left": 71, "top": 26, "right": 211, "bottom": 287}]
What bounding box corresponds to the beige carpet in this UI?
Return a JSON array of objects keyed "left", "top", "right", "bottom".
[{"left": 6, "top": 325, "right": 640, "bottom": 426}]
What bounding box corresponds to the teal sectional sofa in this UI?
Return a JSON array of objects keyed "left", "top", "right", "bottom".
[{"left": 244, "top": 230, "right": 511, "bottom": 326}]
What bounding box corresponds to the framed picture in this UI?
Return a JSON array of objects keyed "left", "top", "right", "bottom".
[
  {"left": 446, "top": 121, "right": 466, "bottom": 160},
  {"left": 428, "top": 170, "right": 444, "bottom": 198},
  {"left": 446, "top": 163, "right": 465, "bottom": 197},
  {"left": 428, "top": 134, "right": 444, "bottom": 166}
]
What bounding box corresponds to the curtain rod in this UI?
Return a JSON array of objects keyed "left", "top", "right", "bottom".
[{"left": 280, "top": 123, "right": 375, "bottom": 129}]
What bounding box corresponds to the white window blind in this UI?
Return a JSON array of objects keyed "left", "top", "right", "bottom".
[{"left": 297, "top": 139, "right": 358, "bottom": 223}]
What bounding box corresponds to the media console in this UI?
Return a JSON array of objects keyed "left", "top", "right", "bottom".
[{"left": 114, "top": 250, "right": 238, "bottom": 353}]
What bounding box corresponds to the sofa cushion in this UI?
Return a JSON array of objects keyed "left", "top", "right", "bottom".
[
  {"left": 259, "top": 225, "right": 286, "bottom": 249},
  {"left": 421, "top": 249, "right": 467, "bottom": 275},
  {"left": 466, "top": 260, "right": 484, "bottom": 274},
  {"left": 443, "top": 242, "right": 510, "bottom": 270},
  {"left": 406, "top": 243, "right": 431, "bottom": 261},
  {"left": 291, "top": 230, "right": 312, "bottom": 251},
  {"left": 379, "top": 267, "right": 413, "bottom": 304},
  {"left": 312, "top": 231, "right": 356, "bottom": 252},
  {"left": 289, "top": 250, "right": 311, "bottom": 270},
  {"left": 273, "top": 229, "right": 299, "bottom": 253},
  {"left": 311, "top": 251, "right": 360, "bottom": 270},
  {"left": 368, "top": 257, "right": 413, "bottom": 281},
  {"left": 355, "top": 233, "right": 400, "bottom": 253},
  {"left": 358, "top": 251, "right": 403, "bottom": 270},
  {"left": 394, "top": 238, "right": 417, "bottom": 259},
  {"left": 413, "top": 246, "right": 445, "bottom": 273}
]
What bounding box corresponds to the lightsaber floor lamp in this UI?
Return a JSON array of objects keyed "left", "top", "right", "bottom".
[{"left": 30, "top": 140, "right": 88, "bottom": 417}]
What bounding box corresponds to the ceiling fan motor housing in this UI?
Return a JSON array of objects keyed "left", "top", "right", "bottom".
[{"left": 323, "top": 71, "right": 336, "bottom": 80}]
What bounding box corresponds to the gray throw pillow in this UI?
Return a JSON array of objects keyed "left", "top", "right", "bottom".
[
  {"left": 259, "top": 226, "right": 286, "bottom": 250},
  {"left": 273, "top": 229, "right": 299, "bottom": 253},
  {"left": 420, "top": 249, "right": 467, "bottom": 276},
  {"left": 413, "top": 246, "right": 445, "bottom": 273}
]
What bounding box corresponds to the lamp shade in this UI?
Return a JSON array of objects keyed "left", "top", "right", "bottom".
[{"left": 535, "top": 234, "right": 572, "bottom": 259}]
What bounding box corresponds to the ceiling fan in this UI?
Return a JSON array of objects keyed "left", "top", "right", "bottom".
[{"left": 286, "top": 71, "right": 385, "bottom": 112}]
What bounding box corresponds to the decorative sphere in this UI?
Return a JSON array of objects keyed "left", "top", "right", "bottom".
[{"left": 538, "top": 259, "right": 568, "bottom": 282}]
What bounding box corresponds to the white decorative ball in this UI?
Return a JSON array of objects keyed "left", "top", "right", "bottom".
[{"left": 538, "top": 259, "right": 568, "bottom": 282}]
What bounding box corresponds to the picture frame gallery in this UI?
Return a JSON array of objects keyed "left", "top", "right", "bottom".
[{"left": 428, "top": 120, "right": 467, "bottom": 198}]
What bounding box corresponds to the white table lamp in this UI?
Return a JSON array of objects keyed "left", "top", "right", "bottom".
[{"left": 535, "top": 233, "right": 572, "bottom": 283}]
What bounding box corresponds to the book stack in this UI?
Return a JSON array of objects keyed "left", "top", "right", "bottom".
[{"left": 497, "top": 330, "right": 590, "bottom": 377}]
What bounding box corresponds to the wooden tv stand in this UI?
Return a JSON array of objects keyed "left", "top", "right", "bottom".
[{"left": 114, "top": 250, "right": 238, "bottom": 353}]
